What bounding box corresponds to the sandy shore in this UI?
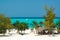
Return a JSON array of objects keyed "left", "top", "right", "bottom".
[
  {"left": 0, "top": 33, "right": 60, "bottom": 40},
  {"left": 0, "top": 29, "right": 60, "bottom": 40}
]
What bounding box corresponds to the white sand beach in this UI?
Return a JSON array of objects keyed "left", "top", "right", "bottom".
[
  {"left": 0, "top": 33, "right": 60, "bottom": 40},
  {"left": 0, "top": 29, "right": 60, "bottom": 40}
]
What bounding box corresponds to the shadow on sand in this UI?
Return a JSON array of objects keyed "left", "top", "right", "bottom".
[{"left": 19, "top": 33, "right": 29, "bottom": 35}]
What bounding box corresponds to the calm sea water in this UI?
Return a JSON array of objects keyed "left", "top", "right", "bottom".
[{"left": 10, "top": 18, "right": 60, "bottom": 28}]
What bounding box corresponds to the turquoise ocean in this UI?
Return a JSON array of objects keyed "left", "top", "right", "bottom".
[{"left": 10, "top": 17, "right": 60, "bottom": 28}]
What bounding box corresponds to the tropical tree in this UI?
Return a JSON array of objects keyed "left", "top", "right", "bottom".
[
  {"left": 32, "top": 21, "right": 38, "bottom": 29},
  {"left": 5, "top": 17, "right": 13, "bottom": 32},
  {"left": 43, "top": 6, "right": 56, "bottom": 35},
  {"left": 20, "top": 22, "right": 28, "bottom": 33},
  {"left": 0, "top": 14, "right": 12, "bottom": 34},
  {"left": 13, "top": 20, "right": 28, "bottom": 34},
  {"left": 44, "top": 6, "right": 55, "bottom": 30},
  {"left": 57, "top": 20, "right": 60, "bottom": 33},
  {"left": 13, "top": 20, "right": 20, "bottom": 33},
  {"left": 32, "top": 21, "right": 39, "bottom": 34}
]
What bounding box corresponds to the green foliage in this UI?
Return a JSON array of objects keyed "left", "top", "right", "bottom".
[
  {"left": 32, "top": 21, "right": 44, "bottom": 29},
  {"left": 13, "top": 20, "right": 20, "bottom": 29},
  {"left": 32, "top": 21, "right": 38, "bottom": 28},
  {"left": 0, "top": 14, "right": 12, "bottom": 33},
  {"left": 44, "top": 6, "right": 55, "bottom": 29},
  {"left": 57, "top": 20, "right": 60, "bottom": 30},
  {"left": 0, "top": 26, "right": 6, "bottom": 34},
  {"left": 20, "top": 22, "right": 28, "bottom": 31},
  {"left": 13, "top": 20, "right": 28, "bottom": 33}
]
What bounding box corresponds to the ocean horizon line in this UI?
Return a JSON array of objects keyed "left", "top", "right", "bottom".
[{"left": 10, "top": 17, "right": 60, "bottom": 19}]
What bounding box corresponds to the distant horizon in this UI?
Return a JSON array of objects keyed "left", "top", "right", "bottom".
[{"left": 10, "top": 17, "right": 60, "bottom": 19}]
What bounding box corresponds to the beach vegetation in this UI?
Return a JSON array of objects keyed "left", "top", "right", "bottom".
[
  {"left": 44, "top": 6, "right": 55, "bottom": 29},
  {"left": 0, "top": 14, "right": 13, "bottom": 34},
  {"left": 13, "top": 20, "right": 28, "bottom": 34}
]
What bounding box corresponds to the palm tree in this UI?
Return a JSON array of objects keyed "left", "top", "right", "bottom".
[
  {"left": 32, "top": 21, "right": 38, "bottom": 28},
  {"left": 13, "top": 20, "right": 20, "bottom": 33},
  {"left": 13, "top": 20, "right": 28, "bottom": 35},
  {"left": 20, "top": 22, "right": 28, "bottom": 34},
  {"left": 32, "top": 21, "right": 38, "bottom": 34}
]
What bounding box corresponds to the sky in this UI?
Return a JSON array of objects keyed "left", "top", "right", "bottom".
[{"left": 0, "top": 0, "right": 60, "bottom": 17}]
